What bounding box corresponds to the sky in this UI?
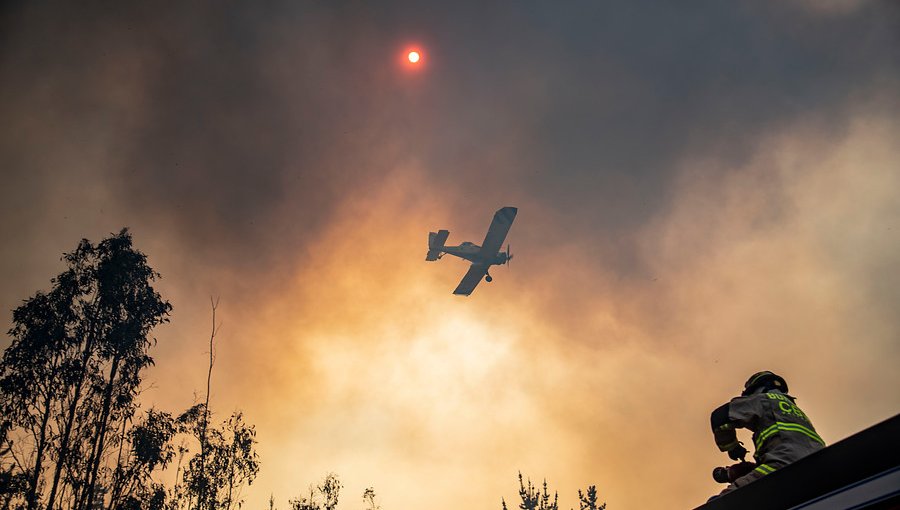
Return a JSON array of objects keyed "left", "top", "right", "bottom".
[{"left": 1, "top": 1, "right": 899, "bottom": 508}]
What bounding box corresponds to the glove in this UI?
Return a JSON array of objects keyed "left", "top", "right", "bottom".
[{"left": 728, "top": 444, "right": 748, "bottom": 461}]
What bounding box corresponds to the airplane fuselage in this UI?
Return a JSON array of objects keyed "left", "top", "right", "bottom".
[{"left": 441, "top": 242, "right": 509, "bottom": 266}]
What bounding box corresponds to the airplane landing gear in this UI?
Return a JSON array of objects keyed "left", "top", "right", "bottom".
[{"left": 485, "top": 275, "right": 493, "bottom": 283}]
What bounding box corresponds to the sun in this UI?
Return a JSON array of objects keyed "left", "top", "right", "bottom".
[{"left": 407, "top": 50, "right": 420, "bottom": 64}]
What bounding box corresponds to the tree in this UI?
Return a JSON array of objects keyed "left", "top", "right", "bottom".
[
  {"left": 79, "top": 232, "right": 172, "bottom": 510},
  {"left": 284, "top": 475, "right": 385, "bottom": 510},
  {"left": 107, "top": 409, "right": 177, "bottom": 510},
  {"left": 501, "top": 473, "right": 606, "bottom": 510},
  {"left": 196, "top": 299, "right": 219, "bottom": 510},
  {"left": 167, "top": 299, "right": 259, "bottom": 510},
  {"left": 502, "top": 473, "right": 558, "bottom": 510},
  {"left": 288, "top": 474, "right": 341, "bottom": 510},
  {"left": 172, "top": 407, "right": 259, "bottom": 510},
  {"left": 1, "top": 247, "right": 92, "bottom": 510},
  {"left": 0, "top": 229, "right": 171, "bottom": 510},
  {"left": 575, "top": 486, "right": 605, "bottom": 510},
  {"left": 361, "top": 488, "right": 379, "bottom": 510}
]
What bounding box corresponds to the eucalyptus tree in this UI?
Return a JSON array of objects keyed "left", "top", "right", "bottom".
[
  {"left": 107, "top": 409, "right": 177, "bottom": 510},
  {"left": 2, "top": 237, "right": 98, "bottom": 510},
  {"left": 173, "top": 408, "right": 259, "bottom": 510},
  {"left": 0, "top": 229, "right": 170, "bottom": 510},
  {"left": 77, "top": 232, "right": 171, "bottom": 510}
]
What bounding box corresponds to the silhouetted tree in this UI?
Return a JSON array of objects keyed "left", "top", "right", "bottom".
[
  {"left": 165, "top": 298, "right": 259, "bottom": 510},
  {"left": 575, "top": 486, "right": 605, "bottom": 510},
  {"left": 0, "top": 229, "right": 171, "bottom": 510},
  {"left": 501, "top": 473, "right": 606, "bottom": 510},
  {"left": 79, "top": 233, "right": 172, "bottom": 510},
  {"left": 361, "top": 488, "right": 379, "bottom": 510},
  {"left": 196, "top": 299, "right": 220, "bottom": 510},
  {"left": 107, "top": 409, "right": 177, "bottom": 510},
  {"left": 284, "top": 475, "right": 384, "bottom": 510},
  {"left": 173, "top": 407, "right": 259, "bottom": 510},
  {"left": 1, "top": 249, "right": 89, "bottom": 510},
  {"left": 288, "top": 474, "right": 341, "bottom": 510},
  {"left": 502, "top": 473, "right": 558, "bottom": 510}
]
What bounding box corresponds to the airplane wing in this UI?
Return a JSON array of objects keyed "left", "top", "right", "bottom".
[
  {"left": 453, "top": 264, "right": 488, "bottom": 296},
  {"left": 478, "top": 206, "right": 517, "bottom": 257}
]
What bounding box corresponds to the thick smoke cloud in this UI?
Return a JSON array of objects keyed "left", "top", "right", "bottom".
[{"left": 1, "top": 1, "right": 898, "bottom": 509}]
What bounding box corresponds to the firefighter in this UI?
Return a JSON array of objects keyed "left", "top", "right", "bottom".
[{"left": 710, "top": 371, "right": 826, "bottom": 494}]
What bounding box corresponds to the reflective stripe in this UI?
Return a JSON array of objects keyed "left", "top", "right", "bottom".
[
  {"left": 766, "top": 423, "right": 824, "bottom": 446},
  {"left": 755, "top": 422, "right": 825, "bottom": 451},
  {"left": 754, "top": 463, "right": 776, "bottom": 475},
  {"left": 756, "top": 423, "right": 779, "bottom": 448}
]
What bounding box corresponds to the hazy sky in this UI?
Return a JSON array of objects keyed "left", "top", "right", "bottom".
[{"left": 2, "top": 1, "right": 899, "bottom": 508}]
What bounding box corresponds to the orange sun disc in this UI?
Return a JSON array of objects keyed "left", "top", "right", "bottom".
[{"left": 408, "top": 51, "right": 420, "bottom": 63}]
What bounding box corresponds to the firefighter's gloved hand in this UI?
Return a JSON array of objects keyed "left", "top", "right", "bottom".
[{"left": 728, "top": 445, "right": 748, "bottom": 461}]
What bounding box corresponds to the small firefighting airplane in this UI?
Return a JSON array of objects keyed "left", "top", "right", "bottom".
[{"left": 426, "top": 206, "right": 517, "bottom": 296}]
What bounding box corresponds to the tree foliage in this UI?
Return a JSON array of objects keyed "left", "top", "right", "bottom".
[
  {"left": 173, "top": 406, "right": 259, "bottom": 510},
  {"left": 501, "top": 473, "right": 606, "bottom": 510},
  {"left": 575, "top": 486, "right": 605, "bottom": 510},
  {"left": 108, "top": 409, "right": 177, "bottom": 510},
  {"left": 361, "top": 488, "right": 379, "bottom": 510},
  {"left": 283, "top": 475, "right": 387, "bottom": 510},
  {"left": 288, "top": 474, "right": 341, "bottom": 510},
  {"left": 502, "top": 473, "right": 558, "bottom": 510},
  {"left": 1, "top": 230, "right": 376, "bottom": 510},
  {"left": 1, "top": 231, "right": 265, "bottom": 510},
  {"left": 0, "top": 229, "right": 171, "bottom": 510}
]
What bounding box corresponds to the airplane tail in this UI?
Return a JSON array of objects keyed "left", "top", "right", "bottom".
[{"left": 426, "top": 230, "right": 449, "bottom": 261}]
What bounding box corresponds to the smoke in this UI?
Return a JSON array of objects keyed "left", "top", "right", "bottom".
[
  {"left": 161, "top": 112, "right": 898, "bottom": 509},
  {"left": 1, "top": 1, "right": 898, "bottom": 508}
]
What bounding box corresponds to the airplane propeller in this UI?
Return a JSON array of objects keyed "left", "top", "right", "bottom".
[{"left": 506, "top": 243, "right": 513, "bottom": 267}]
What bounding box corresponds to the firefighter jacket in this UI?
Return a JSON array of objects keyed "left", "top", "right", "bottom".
[{"left": 711, "top": 390, "right": 825, "bottom": 476}]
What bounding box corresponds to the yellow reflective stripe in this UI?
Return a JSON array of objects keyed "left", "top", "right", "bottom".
[
  {"left": 754, "top": 424, "right": 780, "bottom": 450},
  {"left": 755, "top": 422, "right": 815, "bottom": 449},
  {"left": 755, "top": 422, "right": 825, "bottom": 450},
  {"left": 754, "top": 463, "right": 776, "bottom": 475},
  {"left": 778, "top": 424, "right": 826, "bottom": 446}
]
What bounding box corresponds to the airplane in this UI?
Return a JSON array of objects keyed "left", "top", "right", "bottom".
[{"left": 426, "top": 206, "right": 517, "bottom": 296}]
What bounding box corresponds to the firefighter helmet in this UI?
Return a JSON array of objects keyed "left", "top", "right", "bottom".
[{"left": 742, "top": 371, "right": 788, "bottom": 396}]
